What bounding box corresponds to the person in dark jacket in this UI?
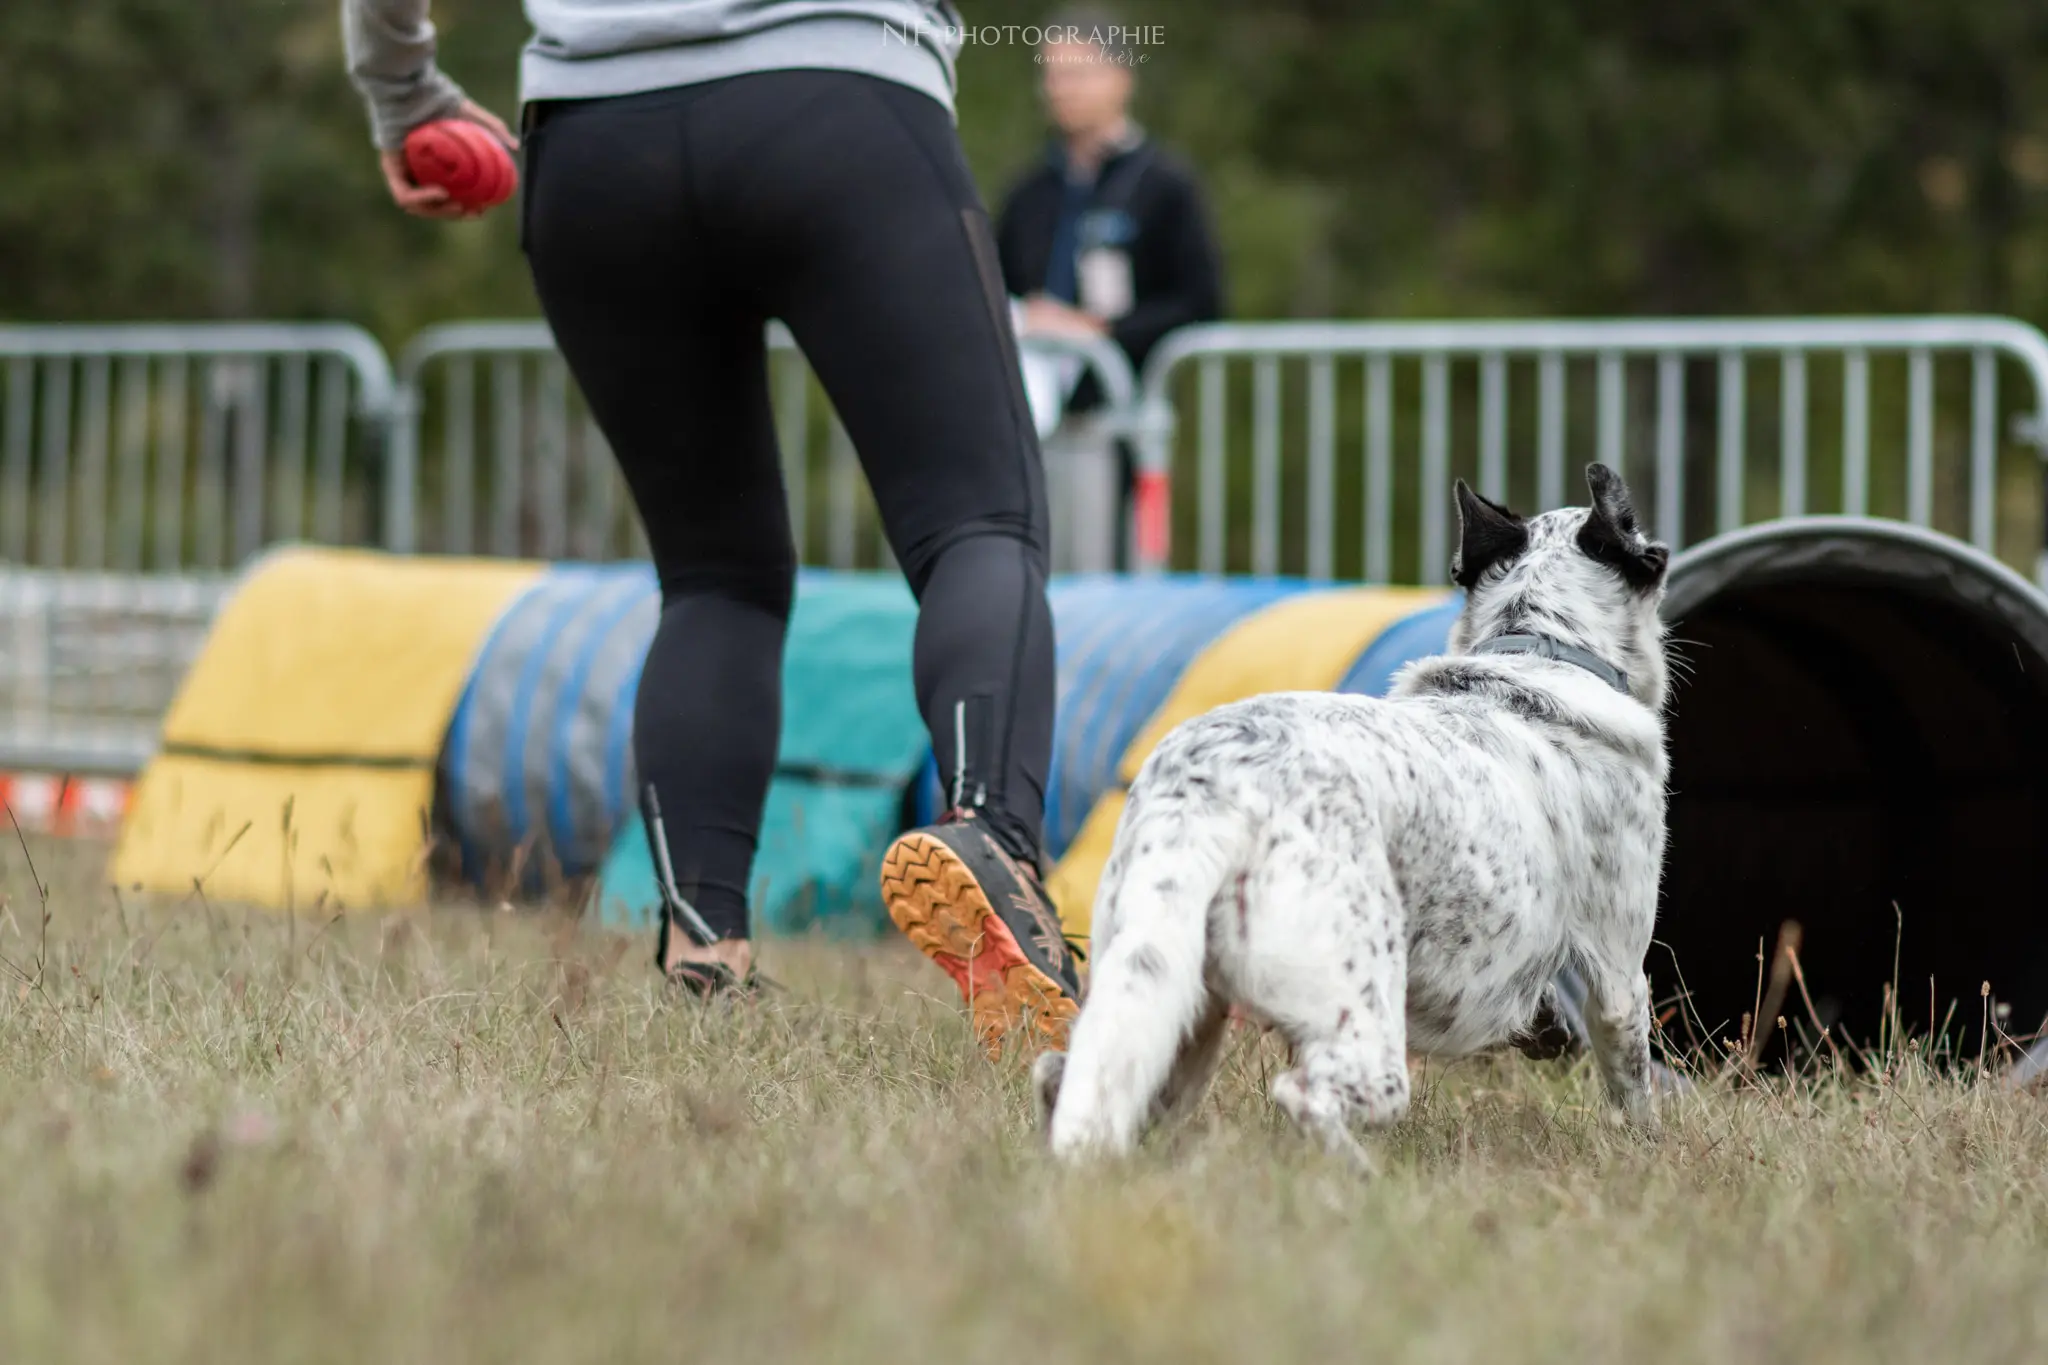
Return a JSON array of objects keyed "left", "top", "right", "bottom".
[{"left": 996, "top": 10, "right": 1224, "bottom": 569}]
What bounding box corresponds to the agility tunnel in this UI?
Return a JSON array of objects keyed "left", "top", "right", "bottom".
[
  {"left": 1654, "top": 518, "right": 2048, "bottom": 1071},
  {"left": 111, "top": 520, "right": 2048, "bottom": 1071}
]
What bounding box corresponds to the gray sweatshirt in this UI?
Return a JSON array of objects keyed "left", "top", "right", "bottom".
[{"left": 342, "top": 0, "right": 966, "bottom": 149}]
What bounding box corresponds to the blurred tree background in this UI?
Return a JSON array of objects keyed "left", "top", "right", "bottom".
[
  {"left": 7, "top": 0, "right": 2047, "bottom": 339},
  {"left": 5, "top": 1, "right": 2048, "bottom": 571}
]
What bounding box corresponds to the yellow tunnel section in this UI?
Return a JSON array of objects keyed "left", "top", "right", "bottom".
[{"left": 112, "top": 547, "right": 541, "bottom": 911}]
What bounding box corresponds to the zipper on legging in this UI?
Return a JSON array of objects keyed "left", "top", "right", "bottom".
[
  {"left": 950, "top": 695, "right": 993, "bottom": 812},
  {"left": 641, "top": 782, "right": 720, "bottom": 946}
]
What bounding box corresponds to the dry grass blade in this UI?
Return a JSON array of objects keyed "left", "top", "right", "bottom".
[
  {"left": 1743, "top": 920, "right": 1801, "bottom": 1071},
  {"left": 1784, "top": 936, "right": 1846, "bottom": 1070}
]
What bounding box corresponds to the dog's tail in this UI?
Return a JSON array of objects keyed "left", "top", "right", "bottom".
[{"left": 1044, "top": 782, "right": 1248, "bottom": 1160}]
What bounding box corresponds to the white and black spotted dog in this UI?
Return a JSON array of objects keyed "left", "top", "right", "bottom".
[{"left": 1034, "top": 464, "right": 1671, "bottom": 1167}]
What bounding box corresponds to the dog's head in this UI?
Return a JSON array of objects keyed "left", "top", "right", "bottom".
[{"left": 1445, "top": 464, "right": 1671, "bottom": 711}]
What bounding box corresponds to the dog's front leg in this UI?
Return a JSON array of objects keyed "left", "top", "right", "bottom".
[{"left": 1578, "top": 958, "right": 1659, "bottom": 1133}]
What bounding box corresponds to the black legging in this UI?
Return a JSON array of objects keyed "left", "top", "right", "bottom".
[{"left": 521, "top": 70, "right": 1057, "bottom": 942}]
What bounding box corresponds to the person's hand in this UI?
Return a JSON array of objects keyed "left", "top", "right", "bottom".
[
  {"left": 1021, "top": 294, "right": 1110, "bottom": 340},
  {"left": 378, "top": 99, "right": 519, "bottom": 220}
]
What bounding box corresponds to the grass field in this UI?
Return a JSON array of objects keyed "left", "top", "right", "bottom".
[{"left": 4, "top": 833, "right": 2046, "bottom": 1364}]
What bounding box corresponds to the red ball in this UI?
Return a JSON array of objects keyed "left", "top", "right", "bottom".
[{"left": 403, "top": 119, "right": 518, "bottom": 212}]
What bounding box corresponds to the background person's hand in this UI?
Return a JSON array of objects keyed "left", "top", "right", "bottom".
[
  {"left": 1021, "top": 293, "right": 1110, "bottom": 340},
  {"left": 378, "top": 99, "right": 518, "bottom": 220}
]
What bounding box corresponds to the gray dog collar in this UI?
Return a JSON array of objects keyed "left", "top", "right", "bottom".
[{"left": 1471, "top": 632, "right": 1630, "bottom": 695}]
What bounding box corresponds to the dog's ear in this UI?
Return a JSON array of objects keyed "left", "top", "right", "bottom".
[
  {"left": 1577, "top": 463, "right": 1669, "bottom": 590},
  {"left": 1451, "top": 480, "right": 1529, "bottom": 591}
]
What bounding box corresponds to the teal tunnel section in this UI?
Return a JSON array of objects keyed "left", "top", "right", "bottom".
[{"left": 588, "top": 571, "right": 927, "bottom": 936}]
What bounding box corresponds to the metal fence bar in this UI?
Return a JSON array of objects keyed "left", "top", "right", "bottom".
[
  {"left": 0, "top": 322, "right": 392, "bottom": 396},
  {"left": 75, "top": 358, "right": 110, "bottom": 570},
  {"left": 275, "top": 355, "right": 309, "bottom": 543},
  {"left": 1421, "top": 354, "right": 1449, "bottom": 580},
  {"left": 113, "top": 359, "right": 149, "bottom": 573},
  {"left": 1971, "top": 349, "right": 1997, "bottom": 552},
  {"left": 1717, "top": 351, "right": 1745, "bottom": 535},
  {"left": 39, "top": 360, "right": 72, "bottom": 569},
  {"left": 1364, "top": 355, "right": 1392, "bottom": 583},
  {"left": 1597, "top": 351, "right": 1625, "bottom": 474},
  {"left": 154, "top": 357, "right": 187, "bottom": 570},
  {"left": 2, "top": 361, "right": 31, "bottom": 561},
  {"left": 1780, "top": 351, "right": 1807, "bottom": 518},
  {"left": 536, "top": 356, "right": 571, "bottom": 560},
  {"left": 1307, "top": 355, "right": 1335, "bottom": 580},
  {"left": 490, "top": 356, "right": 522, "bottom": 558},
  {"left": 1843, "top": 349, "right": 1870, "bottom": 517},
  {"left": 1252, "top": 355, "right": 1281, "bottom": 577},
  {"left": 194, "top": 361, "right": 227, "bottom": 569},
  {"left": 444, "top": 357, "right": 475, "bottom": 554},
  {"left": 1655, "top": 353, "right": 1684, "bottom": 548},
  {"left": 313, "top": 358, "right": 347, "bottom": 546},
  {"left": 232, "top": 359, "right": 268, "bottom": 563},
  {"left": 1907, "top": 347, "right": 1934, "bottom": 527},
  {"left": 1479, "top": 352, "right": 1507, "bottom": 502},
  {"left": 1538, "top": 353, "right": 1565, "bottom": 512},
  {"left": 1198, "top": 355, "right": 1226, "bottom": 575}
]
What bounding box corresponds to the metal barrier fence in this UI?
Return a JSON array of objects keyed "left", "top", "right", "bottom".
[
  {"left": 8, "top": 313, "right": 2048, "bottom": 776},
  {"left": 0, "top": 323, "right": 397, "bottom": 775},
  {"left": 0, "top": 323, "right": 397, "bottom": 571},
  {"left": 387, "top": 320, "right": 1138, "bottom": 567},
  {"left": 1132, "top": 317, "right": 2048, "bottom": 584},
  {"left": 0, "top": 567, "right": 232, "bottom": 775}
]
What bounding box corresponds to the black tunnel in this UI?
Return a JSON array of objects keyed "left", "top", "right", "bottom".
[{"left": 1652, "top": 518, "right": 2048, "bottom": 1074}]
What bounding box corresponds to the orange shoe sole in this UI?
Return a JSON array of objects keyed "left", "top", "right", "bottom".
[{"left": 880, "top": 832, "right": 1078, "bottom": 1060}]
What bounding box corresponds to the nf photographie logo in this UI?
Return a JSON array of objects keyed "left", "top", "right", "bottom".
[{"left": 884, "top": 22, "right": 1165, "bottom": 65}]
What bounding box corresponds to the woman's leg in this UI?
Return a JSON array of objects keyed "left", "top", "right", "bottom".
[
  {"left": 676, "top": 70, "right": 1077, "bottom": 1050},
  {"left": 520, "top": 89, "right": 791, "bottom": 987}
]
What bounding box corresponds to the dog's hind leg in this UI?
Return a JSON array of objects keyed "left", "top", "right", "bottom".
[
  {"left": 1268, "top": 1006, "right": 1410, "bottom": 1174},
  {"left": 1243, "top": 845, "right": 1410, "bottom": 1171},
  {"left": 1044, "top": 789, "right": 1244, "bottom": 1160}
]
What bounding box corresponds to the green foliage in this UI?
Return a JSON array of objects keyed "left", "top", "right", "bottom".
[{"left": 8, "top": 1, "right": 2048, "bottom": 340}]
